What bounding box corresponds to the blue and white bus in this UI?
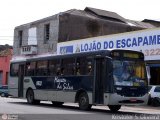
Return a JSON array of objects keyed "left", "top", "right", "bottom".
[{"left": 9, "top": 49, "right": 148, "bottom": 112}]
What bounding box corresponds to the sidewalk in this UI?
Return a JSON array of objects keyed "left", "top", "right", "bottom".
[
  {"left": 121, "top": 105, "right": 160, "bottom": 114},
  {"left": 64, "top": 103, "right": 160, "bottom": 114},
  {"left": 125, "top": 105, "right": 160, "bottom": 110}
]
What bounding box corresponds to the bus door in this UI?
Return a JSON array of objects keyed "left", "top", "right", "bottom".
[
  {"left": 93, "top": 58, "right": 105, "bottom": 104},
  {"left": 18, "top": 64, "right": 25, "bottom": 97}
]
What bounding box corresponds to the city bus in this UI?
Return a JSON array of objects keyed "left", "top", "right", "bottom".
[{"left": 8, "top": 49, "right": 148, "bottom": 112}]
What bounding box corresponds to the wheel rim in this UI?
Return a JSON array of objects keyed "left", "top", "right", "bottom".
[
  {"left": 1, "top": 93, "right": 4, "bottom": 97},
  {"left": 80, "top": 96, "right": 87, "bottom": 106}
]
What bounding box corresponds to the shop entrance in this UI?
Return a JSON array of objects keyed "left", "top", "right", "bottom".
[{"left": 150, "top": 66, "right": 160, "bottom": 85}]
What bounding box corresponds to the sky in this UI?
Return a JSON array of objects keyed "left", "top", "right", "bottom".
[{"left": 0, "top": 0, "right": 160, "bottom": 45}]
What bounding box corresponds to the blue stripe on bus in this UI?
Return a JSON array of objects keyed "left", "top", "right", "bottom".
[{"left": 31, "top": 76, "right": 93, "bottom": 91}]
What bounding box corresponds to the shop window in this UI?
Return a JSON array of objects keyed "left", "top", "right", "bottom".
[
  {"left": 28, "top": 27, "right": 37, "bottom": 45},
  {"left": 6, "top": 72, "right": 8, "bottom": 85},
  {"left": 44, "top": 24, "right": 50, "bottom": 43},
  {"left": 18, "top": 30, "right": 23, "bottom": 47}
]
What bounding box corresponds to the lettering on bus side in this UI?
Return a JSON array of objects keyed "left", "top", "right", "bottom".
[
  {"left": 54, "top": 77, "right": 73, "bottom": 90},
  {"left": 36, "top": 81, "right": 42, "bottom": 86}
]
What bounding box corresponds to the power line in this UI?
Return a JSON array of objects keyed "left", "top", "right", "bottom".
[
  {"left": 0, "top": 39, "right": 13, "bottom": 41},
  {"left": 0, "top": 35, "right": 55, "bottom": 38}
]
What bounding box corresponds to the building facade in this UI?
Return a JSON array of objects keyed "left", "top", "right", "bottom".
[
  {"left": 13, "top": 7, "right": 156, "bottom": 57},
  {"left": 0, "top": 48, "right": 12, "bottom": 85}
]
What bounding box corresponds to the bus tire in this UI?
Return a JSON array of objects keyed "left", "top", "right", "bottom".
[
  {"left": 26, "top": 89, "right": 40, "bottom": 105},
  {"left": 108, "top": 105, "right": 121, "bottom": 112},
  {"left": 151, "top": 97, "right": 160, "bottom": 107},
  {"left": 78, "top": 92, "right": 91, "bottom": 110},
  {"left": 1, "top": 93, "right": 5, "bottom": 97},
  {"left": 52, "top": 101, "right": 64, "bottom": 106}
]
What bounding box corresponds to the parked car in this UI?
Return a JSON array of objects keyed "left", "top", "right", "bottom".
[
  {"left": 148, "top": 85, "right": 160, "bottom": 106},
  {"left": 0, "top": 85, "right": 9, "bottom": 97}
]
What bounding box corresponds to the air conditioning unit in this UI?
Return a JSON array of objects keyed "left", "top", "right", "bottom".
[{"left": 21, "top": 45, "right": 37, "bottom": 55}]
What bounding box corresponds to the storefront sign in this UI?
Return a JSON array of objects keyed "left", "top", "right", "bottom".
[{"left": 57, "top": 28, "right": 160, "bottom": 61}]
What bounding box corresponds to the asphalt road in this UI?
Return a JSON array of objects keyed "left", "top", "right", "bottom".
[{"left": 0, "top": 97, "right": 160, "bottom": 120}]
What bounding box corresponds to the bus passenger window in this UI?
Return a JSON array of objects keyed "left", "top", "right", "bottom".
[
  {"left": 61, "top": 58, "right": 75, "bottom": 75},
  {"left": 56, "top": 67, "right": 61, "bottom": 76},
  {"left": 60, "top": 68, "right": 65, "bottom": 75},
  {"left": 76, "top": 57, "right": 93, "bottom": 75},
  {"left": 76, "top": 68, "right": 81, "bottom": 75},
  {"left": 10, "top": 63, "right": 19, "bottom": 76},
  {"left": 88, "top": 65, "right": 92, "bottom": 75},
  {"left": 49, "top": 59, "right": 60, "bottom": 76},
  {"left": 26, "top": 62, "right": 36, "bottom": 76},
  {"left": 25, "top": 63, "right": 30, "bottom": 76},
  {"left": 76, "top": 57, "right": 86, "bottom": 75},
  {"left": 36, "top": 61, "right": 48, "bottom": 76}
]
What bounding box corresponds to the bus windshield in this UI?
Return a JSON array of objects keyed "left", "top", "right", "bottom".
[{"left": 113, "top": 60, "right": 147, "bottom": 86}]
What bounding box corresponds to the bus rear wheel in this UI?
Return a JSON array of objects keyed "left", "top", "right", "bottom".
[
  {"left": 26, "top": 89, "right": 40, "bottom": 104},
  {"left": 108, "top": 105, "right": 121, "bottom": 112},
  {"left": 78, "top": 92, "right": 91, "bottom": 110}
]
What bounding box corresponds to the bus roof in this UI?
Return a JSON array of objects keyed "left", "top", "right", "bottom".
[{"left": 10, "top": 49, "right": 143, "bottom": 63}]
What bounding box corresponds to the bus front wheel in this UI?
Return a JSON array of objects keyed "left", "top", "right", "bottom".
[
  {"left": 78, "top": 92, "right": 91, "bottom": 110},
  {"left": 108, "top": 105, "right": 121, "bottom": 112},
  {"left": 26, "top": 89, "right": 40, "bottom": 104}
]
